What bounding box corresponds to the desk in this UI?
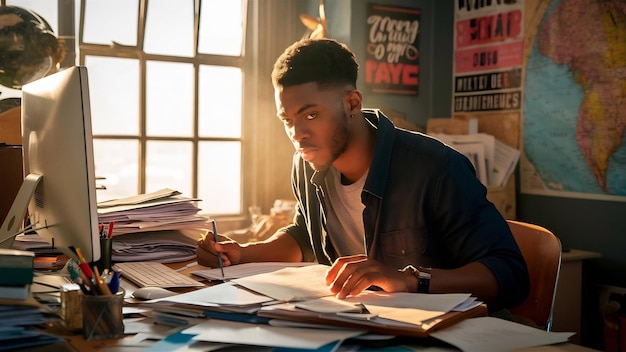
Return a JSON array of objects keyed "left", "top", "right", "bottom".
[
  {"left": 552, "top": 249, "right": 602, "bottom": 344},
  {"left": 27, "top": 260, "right": 601, "bottom": 352}
]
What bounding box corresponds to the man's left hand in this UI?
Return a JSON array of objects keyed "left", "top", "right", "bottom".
[{"left": 325, "top": 255, "right": 417, "bottom": 299}]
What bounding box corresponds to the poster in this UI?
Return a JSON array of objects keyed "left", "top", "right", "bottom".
[
  {"left": 364, "top": 4, "right": 420, "bottom": 95},
  {"left": 452, "top": 0, "right": 524, "bottom": 114}
]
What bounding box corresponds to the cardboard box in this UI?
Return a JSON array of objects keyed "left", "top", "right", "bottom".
[{"left": 487, "top": 174, "right": 516, "bottom": 220}]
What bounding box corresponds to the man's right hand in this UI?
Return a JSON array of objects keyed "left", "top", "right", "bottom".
[{"left": 196, "top": 234, "right": 242, "bottom": 267}]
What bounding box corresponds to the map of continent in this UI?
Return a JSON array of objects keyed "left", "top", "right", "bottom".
[{"left": 521, "top": 0, "right": 626, "bottom": 200}]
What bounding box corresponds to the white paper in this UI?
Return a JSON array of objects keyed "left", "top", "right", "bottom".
[
  {"left": 345, "top": 291, "right": 471, "bottom": 312},
  {"left": 192, "top": 262, "right": 315, "bottom": 281},
  {"left": 232, "top": 264, "right": 333, "bottom": 302},
  {"left": 97, "top": 188, "right": 182, "bottom": 208},
  {"left": 432, "top": 133, "right": 495, "bottom": 186},
  {"left": 295, "top": 296, "right": 363, "bottom": 314},
  {"left": 492, "top": 139, "right": 521, "bottom": 187},
  {"left": 430, "top": 316, "right": 575, "bottom": 352},
  {"left": 185, "top": 320, "right": 364, "bottom": 349},
  {"left": 155, "top": 281, "right": 274, "bottom": 306}
]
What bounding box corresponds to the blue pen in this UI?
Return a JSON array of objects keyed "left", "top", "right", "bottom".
[{"left": 211, "top": 219, "right": 225, "bottom": 280}]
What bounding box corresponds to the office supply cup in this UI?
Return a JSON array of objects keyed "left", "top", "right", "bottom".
[
  {"left": 82, "top": 289, "right": 125, "bottom": 340},
  {"left": 96, "top": 237, "right": 113, "bottom": 273}
]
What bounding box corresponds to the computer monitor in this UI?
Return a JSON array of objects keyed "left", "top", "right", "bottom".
[{"left": 0, "top": 66, "right": 100, "bottom": 262}]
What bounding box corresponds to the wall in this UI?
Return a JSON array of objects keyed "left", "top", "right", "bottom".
[{"left": 304, "top": 0, "right": 453, "bottom": 128}]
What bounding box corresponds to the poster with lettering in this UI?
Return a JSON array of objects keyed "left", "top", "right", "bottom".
[
  {"left": 452, "top": 0, "right": 524, "bottom": 113},
  {"left": 364, "top": 4, "right": 420, "bottom": 95}
]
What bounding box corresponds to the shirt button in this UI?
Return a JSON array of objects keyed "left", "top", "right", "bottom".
[{"left": 401, "top": 249, "right": 406, "bottom": 255}]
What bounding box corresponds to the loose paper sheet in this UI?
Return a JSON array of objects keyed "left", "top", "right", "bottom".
[{"left": 430, "top": 316, "right": 575, "bottom": 352}]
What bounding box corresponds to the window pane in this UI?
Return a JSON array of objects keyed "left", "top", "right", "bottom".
[
  {"left": 144, "top": 0, "right": 194, "bottom": 57},
  {"left": 198, "top": 65, "right": 242, "bottom": 138},
  {"left": 7, "top": 0, "right": 58, "bottom": 34},
  {"left": 146, "top": 141, "right": 193, "bottom": 197},
  {"left": 146, "top": 61, "right": 194, "bottom": 137},
  {"left": 85, "top": 56, "right": 139, "bottom": 135},
  {"left": 198, "top": 0, "right": 245, "bottom": 56},
  {"left": 93, "top": 139, "right": 139, "bottom": 203},
  {"left": 198, "top": 141, "right": 241, "bottom": 215},
  {"left": 83, "top": 0, "right": 138, "bottom": 46}
]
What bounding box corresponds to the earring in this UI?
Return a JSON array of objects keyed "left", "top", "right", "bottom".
[{"left": 350, "top": 114, "right": 355, "bottom": 118}]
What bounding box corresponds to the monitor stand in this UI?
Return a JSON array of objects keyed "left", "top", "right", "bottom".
[{"left": 0, "top": 174, "right": 42, "bottom": 249}]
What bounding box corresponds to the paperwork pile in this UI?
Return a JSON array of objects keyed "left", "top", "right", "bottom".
[
  {"left": 0, "top": 295, "right": 64, "bottom": 350},
  {"left": 124, "top": 263, "right": 573, "bottom": 351},
  {"left": 97, "top": 189, "right": 211, "bottom": 263},
  {"left": 430, "top": 133, "right": 520, "bottom": 187},
  {"left": 97, "top": 188, "right": 210, "bottom": 236}
]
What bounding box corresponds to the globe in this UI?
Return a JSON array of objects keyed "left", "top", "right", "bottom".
[{"left": 0, "top": 5, "right": 65, "bottom": 89}]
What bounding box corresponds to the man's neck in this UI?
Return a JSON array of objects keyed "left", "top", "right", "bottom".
[{"left": 333, "top": 113, "right": 376, "bottom": 184}]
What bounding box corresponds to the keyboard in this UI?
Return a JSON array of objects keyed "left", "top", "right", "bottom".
[{"left": 113, "top": 261, "right": 205, "bottom": 288}]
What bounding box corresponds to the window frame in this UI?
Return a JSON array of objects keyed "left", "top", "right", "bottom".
[{"left": 65, "top": 0, "right": 304, "bottom": 231}]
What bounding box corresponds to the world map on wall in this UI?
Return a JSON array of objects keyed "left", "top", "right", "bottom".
[{"left": 521, "top": 0, "right": 626, "bottom": 200}]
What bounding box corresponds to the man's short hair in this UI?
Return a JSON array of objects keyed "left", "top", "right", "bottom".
[{"left": 271, "top": 38, "right": 359, "bottom": 90}]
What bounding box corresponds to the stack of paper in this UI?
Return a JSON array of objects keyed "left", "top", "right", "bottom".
[
  {"left": 0, "top": 295, "right": 64, "bottom": 350},
  {"left": 97, "top": 188, "right": 210, "bottom": 236},
  {"left": 97, "top": 189, "right": 211, "bottom": 263},
  {"left": 111, "top": 230, "right": 200, "bottom": 263},
  {"left": 123, "top": 263, "right": 574, "bottom": 351},
  {"left": 430, "top": 133, "right": 520, "bottom": 187}
]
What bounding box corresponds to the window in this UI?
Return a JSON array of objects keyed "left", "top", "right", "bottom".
[
  {"left": 2, "top": 0, "right": 300, "bottom": 229},
  {"left": 79, "top": 0, "right": 247, "bottom": 216}
]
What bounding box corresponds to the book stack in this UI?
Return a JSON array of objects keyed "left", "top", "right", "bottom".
[{"left": 0, "top": 248, "right": 35, "bottom": 300}]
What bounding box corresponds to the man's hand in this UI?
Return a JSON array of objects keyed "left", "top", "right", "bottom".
[
  {"left": 196, "top": 233, "right": 242, "bottom": 268},
  {"left": 325, "top": 255, "right": 417, "bottom": 299}
]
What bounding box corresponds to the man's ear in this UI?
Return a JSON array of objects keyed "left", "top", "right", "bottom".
[{"left": 344, "top": 89, "right": 363, "bottom": 116}]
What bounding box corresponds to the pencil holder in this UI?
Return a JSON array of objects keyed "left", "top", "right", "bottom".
[
  {"left": 96, "top": 237, "right": 113, "bottom": 273},
  {"left": 82, "top": 289, "right": 125, "bottom": 340},
  {"left": 59, "top": 283, "right": 83, "bottom": 333}
]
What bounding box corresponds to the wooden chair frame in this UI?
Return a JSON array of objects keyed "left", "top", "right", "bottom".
[{"left": 507, "top": 220, "right": 562, "bottom": 331}]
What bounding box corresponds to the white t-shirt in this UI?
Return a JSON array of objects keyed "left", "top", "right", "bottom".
[{"left": 323, "top": 166, "right": 367, "bottom": 256}]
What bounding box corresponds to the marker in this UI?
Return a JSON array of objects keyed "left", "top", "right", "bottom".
[
  {"left": 74, "top": 247, "right": 93, "bottom": 279},
  {"left": 211, "top": 219, "right": 225, "bottom": 280},
  {"left": 107, "top": 270, "right": 121, "bottom": 294},
  {"left": 107, "top": 221, "right": 115, "bottom": 239}
]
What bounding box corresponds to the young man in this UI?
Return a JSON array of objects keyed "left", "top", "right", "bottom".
[{"left": 197, "top": 38, "right": 529, "bottom": 314}]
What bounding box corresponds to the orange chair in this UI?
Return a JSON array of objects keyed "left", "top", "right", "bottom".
[{"left": 507, "top": 220, "right": 562, "bottom": 331}]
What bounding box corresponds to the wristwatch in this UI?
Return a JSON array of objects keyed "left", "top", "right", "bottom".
[{"left": 400, "top": 264, "right": 431, "bottom": 293}]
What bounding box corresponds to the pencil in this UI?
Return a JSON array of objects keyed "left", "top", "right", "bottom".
[
  {"left": 211, "top": 219, "right": 225, "bottom": 280},
  {"left": 93, "top": 266, "right": 112, "bottom": 295}
]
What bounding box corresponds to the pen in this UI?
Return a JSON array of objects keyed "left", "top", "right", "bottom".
[{"left": 211, "top": 219, "right": 225, "bottom": 280}]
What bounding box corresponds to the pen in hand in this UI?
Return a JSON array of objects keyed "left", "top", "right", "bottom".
[{"left": 211, "top": 219, "right": 225, "bottom": 280}]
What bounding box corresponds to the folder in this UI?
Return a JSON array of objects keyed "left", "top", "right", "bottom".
[{"left": 257, "top": 303, "right": 488, "bottom": 338}]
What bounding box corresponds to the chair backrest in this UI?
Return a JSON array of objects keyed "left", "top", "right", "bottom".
[{"left": 507, "top": 220, "right": 562, "bottom": 331}]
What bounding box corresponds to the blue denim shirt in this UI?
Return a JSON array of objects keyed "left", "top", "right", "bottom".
[{"left": 282, "top": 109, "right": 529, "bottom": 311}]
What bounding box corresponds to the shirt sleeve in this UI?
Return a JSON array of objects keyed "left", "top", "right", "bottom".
[{"left": 432, "top": 152, "right": 530, "bottom": 311}]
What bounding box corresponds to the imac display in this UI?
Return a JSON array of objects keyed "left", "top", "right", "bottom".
[{"left": 0, "top": 66, "right": 100, "bottom": 262}]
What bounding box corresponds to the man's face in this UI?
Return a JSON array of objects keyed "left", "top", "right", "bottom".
[{"left": 275, "top": 82, "right": 351, "bottom": 171}]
